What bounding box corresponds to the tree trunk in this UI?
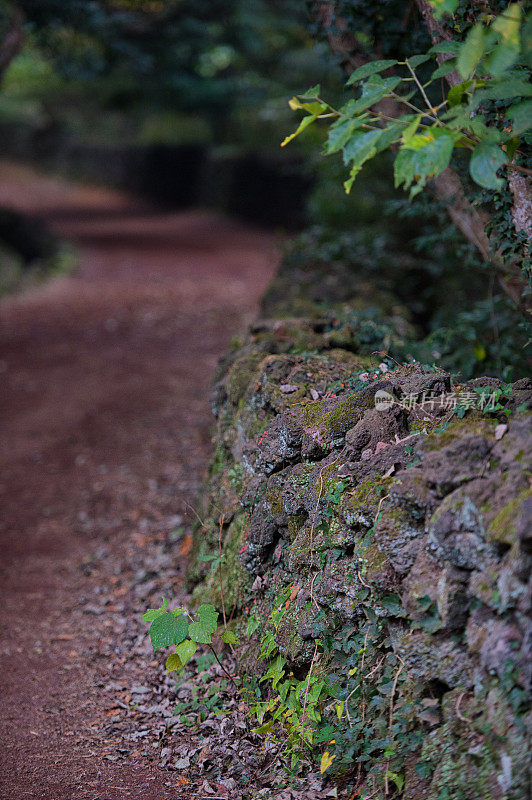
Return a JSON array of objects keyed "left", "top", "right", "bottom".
[{"left": 0, "top": 6, "right": 23, "bottom": 82}]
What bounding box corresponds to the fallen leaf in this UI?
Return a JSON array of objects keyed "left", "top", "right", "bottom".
[
  {"left": 494, "top": 424, "right": 508, "bottom": 440},
  {"left": 280, "top": 384, "right": 298, "bottom": 393},
  {"left": 289, "top": 585, "right": 300, "bottom": 601},
  {"left": 180, "top": 533, "right": 193, "bottom": 556},
  {"left": 375, "top": 441, "right": 389, "bottom": 453},
  {"left": 320, "top": 750, "right": 335, "bottom": 774}
]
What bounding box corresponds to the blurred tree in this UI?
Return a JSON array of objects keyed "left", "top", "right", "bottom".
[{"left": 0, "top": 0, "right": 333, "bottom": 143}]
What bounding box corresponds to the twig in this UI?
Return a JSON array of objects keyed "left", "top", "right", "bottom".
[
  {"left": 385, "top": 657, "right": 406, "bottom": 795},
  {"left": 405, "top": 58, "right": 439, "bottom": 117},
  {"left": 207, "top": 643, "right": 239, "bottom": 691},
  {"left": 301, "top": 641, "right": 320, "bottom": 731}
]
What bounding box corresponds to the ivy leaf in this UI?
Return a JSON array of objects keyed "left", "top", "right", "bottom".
[
  {"left": 342, "top": 129, "right": 383, "bottom": 192},
  {"left": 457, "top": 23, "right": 487, "bottom": 79},
  {"left": 394, "top": 132, "right": 455, "bottom": 197},
  {"left": 281, "top": 114, "right": 318, "bottom": 147},
  {"left": 428, "top": 0, "right": 459, "bottom": 19},
  {"left": 346, "top": 59, "right": 397, "bottom": 85},
  {"left": 149, "top": 612, "right": 189, "bottom": 652},
  {"left": 221, "top": 629, "right": 240, "bottom": 645},
  {"left": 469, "top": 142, "right": 508, "bottom": 190},
  {"left": 387, "top": 771, "right": 405, "bottom": 793},
  {"left": 142, "top": 597, "right": 167, "bottom": 621},
  {"left": 260, "top": 654, "right": 286, "bottom": 690},
  {"left": 415, "top": 761, "right": 433, "bottom": 779},
  {"left": 506, "top": 99, "right": 532, "bottom": 135}
]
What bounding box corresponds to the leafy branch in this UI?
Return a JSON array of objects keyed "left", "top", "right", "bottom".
[{"left": 282, "top": 4, "right": 531, "bottom": 198}]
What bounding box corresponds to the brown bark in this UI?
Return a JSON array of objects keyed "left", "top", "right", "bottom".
[
  {"left": 416, "top": 0, "right": 531, "bottom": 253},
  {"left": 0, "top": 7, "right": 24, "bottom": 81}
]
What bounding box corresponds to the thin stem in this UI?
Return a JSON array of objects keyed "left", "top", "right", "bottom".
[
  {"left": 506, "top": 162, "right": 532, "bottom": 177},
  {"left": 406, "top": 58, "right": 436, "bottom": 113},
  {"left": 217, "top": 514, "right": 227, "bottom": 629},
  {"left": 207, "top": 643, "right": 239, "bottom": 691}
]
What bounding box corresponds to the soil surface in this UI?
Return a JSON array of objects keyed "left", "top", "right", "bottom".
[{"left": 0, "top": 162, "right": 280, "bottom": 799}]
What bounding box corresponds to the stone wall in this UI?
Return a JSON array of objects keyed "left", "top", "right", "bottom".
[{"left": 190, "top": 249, "right": 531, "bottom": 799}]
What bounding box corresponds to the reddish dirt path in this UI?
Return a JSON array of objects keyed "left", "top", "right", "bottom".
[{"left": 0, "top": 162, "right": 279, "bottom": 799}]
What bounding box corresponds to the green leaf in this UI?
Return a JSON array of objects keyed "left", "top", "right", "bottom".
[
  {"left": 298, "top": 85, "right": 321, "bottom": 100},
  {"left": 506, "top": 99, "right": 532, "bottom": 135},
  {"left": 281, "top": 114, "right": 318, "bottom": 147},
  {"left": 166, "top": 653, "right": 183, "bottom": 672},
  {"left": 486, "top": 40, "right": 519, "bottom": 76},
  {"left": 387, "top": 772, "right": 404, "bottom": 793},
  {"left": 429, "top": 41, "right": 460, "bottom": 55},
  {"left": 394, "top": 132, "right": 455, "bottom": 197},
  {"left": 325, "top": 116, "right": 367, "bottom": 154},
  {"left": 375, "top": 120, "right": 407, "bottom": 152},
  {"left": 197, "top": 604, "right": 219, "bottom": 634},
  {"left": 149, "top": 612, "right": 189, "bottom": 652},
  {"left": 253, "top": 720, "right": 275, "bottom": 735},
  {"left": 221, "top": 630, "right": 240, "bottom": 645},
  {"left": 523, "top": 13, "right": 532, "bottom": 68},
  {"left": 346, "top": 59, "right": 397, "bottom": 85},
  {"left": 457, "top": 23, "right": 486, "bottom": 79},
  {"left": 142, "top": 597, "right": 167, "bottom": 621},
  {"left": 401, "top": 114, "right": 421, "bottom": 145},
  {"left": 188, "top": 605, "right": 218, "bottom": 644},
  {"left": 447, "top": 80, "right": 473, "bottom": 107},
  {"left": 470, "top": 77, "right": 532, "bottom": 108},
  {"left": 345, "top": 76, "right": 401, "bottom": 116},
  {"left": 342, "top": 129, "right": 383, "bottom": 192},
  {"left": 407, "top": 54, "right": 432, "bottom": 69},
  {"left": 469, "top": 142, "right": 508, "bottom": 190},
  {"left": 428, "top": 0, "right": 459, "bottom": 19},
  {"left": 175, "top": 638, "right": 197, "bottom": 667},
  {"left": 431, "top": 59, "right": 457, "bottom": 79},
  {"left": 288, "top": 96, "right": 327, "bottom": 114},
  {"left": 188, "top": 621, "right": 213, "bottom": 643},
  {"left": 260, "top": 654, "right": 286, "bottom": 690},
  {"left": 493, "top": 4, "right": 522, "bottom": 45}
]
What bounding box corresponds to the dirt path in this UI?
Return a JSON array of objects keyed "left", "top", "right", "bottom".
[{"left": 0, "top": 162, "right": 279, "bottom": 799}]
